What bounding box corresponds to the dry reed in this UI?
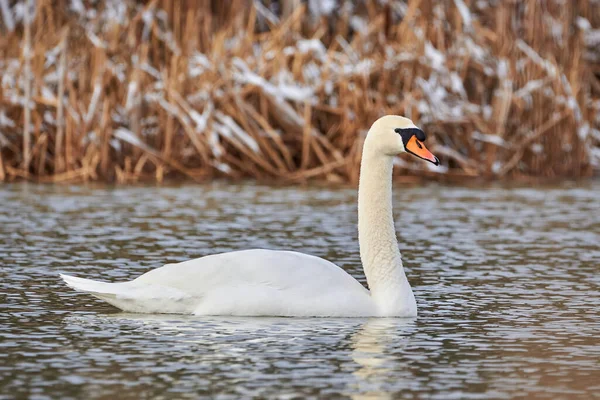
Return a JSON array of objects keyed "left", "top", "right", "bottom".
[{"left": 0, "top": 0, "right": 599, "bottom": 184}]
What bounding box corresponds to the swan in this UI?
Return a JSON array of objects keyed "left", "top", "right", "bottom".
[{"left": 60, "top": 115, "right": 439, "bottom": 317}]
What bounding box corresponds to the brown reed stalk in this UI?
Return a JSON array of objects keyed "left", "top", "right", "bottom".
[
  {"left": 0, "top": 147, "right": 5, "bottom": 181},
  {"left": 55, "top": 27, "right": 68, "bottom": 173},
  {"left": 21, "top": 0, "right": 32, "bottom": 171}
]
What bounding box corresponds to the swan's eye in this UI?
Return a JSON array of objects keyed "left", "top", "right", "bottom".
[{"left": 395, "top": 128, "right": 427, "bottom": 142}]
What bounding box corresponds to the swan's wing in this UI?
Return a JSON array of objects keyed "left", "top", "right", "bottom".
[
  {"left": 140, "top": 249, "right": 374, "bottom": 316},
  {"left": 135, "top": 249, "right": 365, "bottom": 294},
  {"left": 63, "top": 249, "right": 373, "bottom": 316}
]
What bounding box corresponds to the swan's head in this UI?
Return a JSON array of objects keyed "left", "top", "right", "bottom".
[{"left": 367, "top": 115, "right": 439, "bottom": 165}]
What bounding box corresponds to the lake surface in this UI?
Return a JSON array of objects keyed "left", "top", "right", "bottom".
[{"left": 1, "top": 181, "right": 599, "bottom": 399}]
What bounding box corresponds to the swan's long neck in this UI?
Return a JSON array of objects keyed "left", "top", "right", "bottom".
[{"left": 358, "top": 140, "right": 415, "bottom": 316}]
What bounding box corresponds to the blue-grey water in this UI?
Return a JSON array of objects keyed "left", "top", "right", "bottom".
[{"left": 1, "top": 182, "right": 599, "bottom": 399}]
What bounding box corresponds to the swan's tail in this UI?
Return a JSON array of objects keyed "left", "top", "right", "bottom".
[
  {"left": 61, "top": 274, "right": 115, "bottom": 293},
  {"left": 60, "top": 274, "right": 195, "bottom": 314},
  {"left": 60, "top": 273, "right": 129, "bottom": 305}
]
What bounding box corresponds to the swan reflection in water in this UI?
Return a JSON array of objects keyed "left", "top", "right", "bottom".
[
  {"left": 349, "top": 318, "right": 414, "bottom": 399},
  {"left": 63, "top": 314, "right": 416, "bottom": 398}
]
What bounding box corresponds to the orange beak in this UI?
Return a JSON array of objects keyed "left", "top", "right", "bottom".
[{"left": 405, "top": 135, "right": 439, "bottom": 165}]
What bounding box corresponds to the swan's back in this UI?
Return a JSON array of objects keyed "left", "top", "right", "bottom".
[{"left": 62, "top": 249, "right": 376, "bottom": 317}]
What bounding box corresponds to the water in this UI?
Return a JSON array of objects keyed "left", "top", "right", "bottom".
[{"left": 1, "top": 182, "right": 599, "bottom": 399}]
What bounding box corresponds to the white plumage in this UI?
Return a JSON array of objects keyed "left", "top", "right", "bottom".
[
  {"left": 61, "top": 115, "right": 440, "bottom": 317},
  {"left": 62, "top": 249, "right": 375, "bottom": 316}
]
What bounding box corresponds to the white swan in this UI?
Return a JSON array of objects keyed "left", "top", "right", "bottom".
[{"left": 61, "top": 115, "right": 439, "bottom": 317}]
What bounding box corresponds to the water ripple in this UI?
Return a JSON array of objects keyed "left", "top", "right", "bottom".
[{"left": 1, "top": 182, "right": 599, "bottom": 399}]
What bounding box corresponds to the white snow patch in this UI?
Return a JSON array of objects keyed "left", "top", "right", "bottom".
[
  {"left": 0, "top": 0, "right": 15, "bottom": 32},
  {"left": 585, "top": 29, "right": 600, "bottom": 47},
  {"left": 344, "top": 59, "right": 374, "bottom": 76},
  {"left": 464, "top": 37, "right": 486, "bottom": 61},
  {"left": 350, "top": 16, "right": 368, "bottom": 34},
  {"left": 215, "top": 111, "right": 260, "bottom": 154},
  {"left": 43, "top": 111, "right": 56, "bottom": 125},
  {"left": 233, "top": 58, "right": 313, "bottom": 102},
  {"left": 140, "top": 63, "right": 161, "bottom": 80},
  {"left": 253, "top": 1, "right": 279, "bottom": 25},
  {"left": 576, "top": 17, "right": 591, "bottom": 31},
  {"left": 214, "top": 162, "right": 231, "bottom": 173},
  {"left": 590, "top": 148, "right": 600, "bottom": 167},
  {"left": 483, "top": 105, "right": 492, "bottom": 120},
  {"left": 44, "top": 44, "right": 62, "bottom": 69},
  {"left": 189, "top": 102, "right": 212, "bottom": 133},
  {"left": 515, "top": 80, "right": 545, "bottom": 97},
  {"left": 69, "top": 0, "right": 85, "bottom": 15},
  {"left": 297, "top": 39, "right": 327, "bottom": 59},
  {"left": 125, "top": 81, "right": 139, "bottom": 111},
  {"left": 85, "top": 82, "right": 102, "bottom": 123},
  {"left": 449, "top": 72, "right": 466, "bottom": 97},
  {"left": 0, "top": 130, "right": 9, "bottom": 148},
  {"left": 424, "top": 42, "right": 445, "bottom": 71},
  {"left": 335, "top": 36, "right": 358, "bottom": 62},
  {"left": 324, "top": 81, "right": 333, "bottom": 95},
  {"left": 282, "top": 47, "right": 295, "bottom": 56},
  {"left": 0, "top": 111, "right": 15, "bottom": 128},
  {"left": 141, "top": 9, "right": 153, "bottom": 41},
  {"left": 208, "top": 130, "right": 222, "bottom": 158},
  {"left": 41, "top": 86, "right": 56, "bottom": 102},
  {"left": 497, "top": 59, "right": 509, "bottom": 78},
  {"left": 102, "top": 0, "right": 128, "bottom": 27},
  {"left": 189, "top": 52, "right": 212, "bottom": 77},
  {"left": 577, "top": 122, "right": 590, "bottom": 140},
  {"left": 472, "top": 131, "right": 507, "bottom": 147},
  {"left": 530, "top": 143, "right": 543, "bottom": 154},
  {"left": 13, "top": 0, "right": 37, "bottom": 24},
  {"left": 453, "top": 0, "right": 472, "bottom": 30},
  {"left": 492, "top": 161, "right": 503, "bottom": 174},
  {"left": 309, "top": 0, "right": 336, "bottom": 17},
  {"left": 114, "top": 127, "right": 144, "bottom": 148},
  {"left": 87, "top": 31, "right": 107, "bottom": 48},
  {"left": 517, "top": 39, "right": 557, "bottom": 77},
  {"left": 426, "top": 161, "right": 448, "bottom": 173},
  {"left": 303, "top": 62, "right": 321, "bottom": 82}
]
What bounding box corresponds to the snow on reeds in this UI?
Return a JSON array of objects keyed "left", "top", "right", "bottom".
[{"left": 0, "top": 0, "right": 598, "bottom": 183}]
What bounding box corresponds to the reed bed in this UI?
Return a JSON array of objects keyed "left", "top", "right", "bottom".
[{"left": 0, "top": 0, "right": 599, "bottom": 184}]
